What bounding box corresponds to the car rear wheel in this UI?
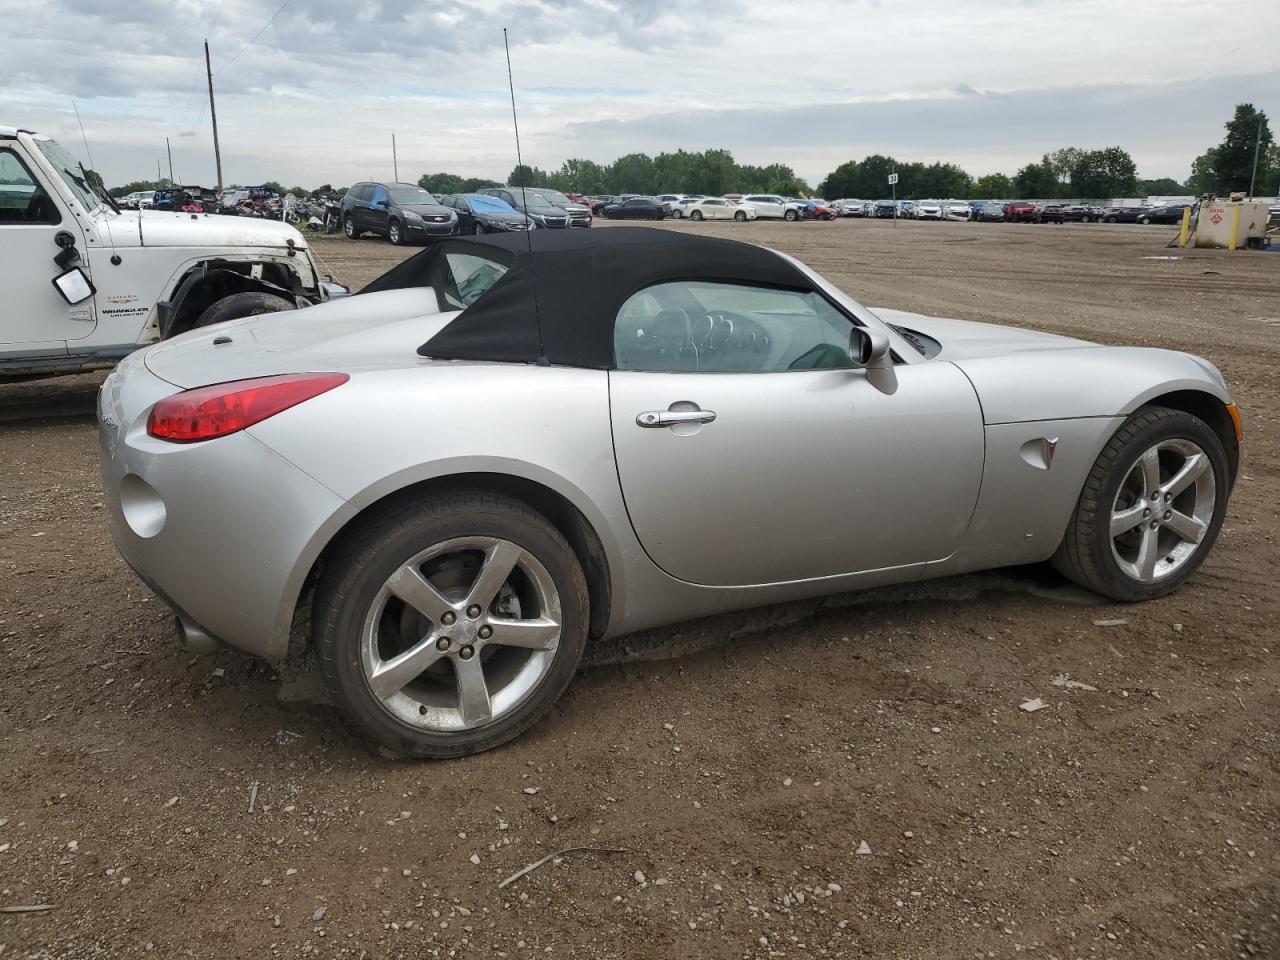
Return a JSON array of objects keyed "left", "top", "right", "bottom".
[
  {"left": 471, "top": 220, "right": 485, "bottom": 235},
  {"left": 734, "top": 210, "right": 747, "bottom": 222},
  {"left": 343, "top": 215, "right": 357, "bottom": 239},
  {"left": 1053, "top": 406, "right": 1229, "bottom": 602},
  {"left": 388, "top": 220, "right": 404, "bottom": 245},
  {"left": 1140, "top": 216, "right": 1152, "bottom": 225},
  {"left": 784, "top": 209, "right": 798, "bottom": 222},
  {"left": 194, "top": 291, "right": 295, "bottom": 328},
  {"left": 690, "top": 210, "right": 703, "bottom": 221},
  {"left": 671, "top": 209, "right": 682, "bottom": 218},
  {"left": 314, "top": 492, "right": 590, "bottom": 758}
]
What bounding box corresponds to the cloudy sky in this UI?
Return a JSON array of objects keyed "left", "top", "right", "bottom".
[{"left": 3, "top": 0, "right": 1277, "bottom": 189}]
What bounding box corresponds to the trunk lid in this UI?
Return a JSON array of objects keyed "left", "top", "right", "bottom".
[{"left": 143, "top": 288, "right": 455, "bottom": 388}]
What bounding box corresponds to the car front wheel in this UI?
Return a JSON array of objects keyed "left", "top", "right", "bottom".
[
  {"left": 388, "top": 220, "right": 404, "bottom": 245},
  {"left": 690, "top": 210, "right": 703, "bottom": 221},
  {"left": 734, "top": 210, "right": 747, "bottom": 222},
  {"left": 314, "top": 492, "right": 590, "bottom": 758},
  {"left": 784, "top": 209, "right": 798, "bottom": 222},
  {"left": 343, "top": 215, "right": 357, "bottom": 239},
  {"left": 1053, "top": 406, "right": 1229, "bottom": 602}
]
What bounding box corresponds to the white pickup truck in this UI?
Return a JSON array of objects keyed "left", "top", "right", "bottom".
[{"left": 1, "top": 123, "right": 345, "bottom": 379}]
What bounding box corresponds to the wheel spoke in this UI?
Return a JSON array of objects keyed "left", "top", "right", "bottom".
[
  {"left": 466, "top": 540, "right": 523, "bottom": 612},
  {"left": 1110, "top": 504, "right": 1146, "bottom": 538},
  {"left": 1135, "top": 525, "right": 1160, "bottom": 581},
  {"left": 1165, "top": 510, "right": 1207, "bottom": 544},
  {"left": 1162, "top": 453, "right": 1207, "bottom": 499},
  {"left": 387, "top": 564, "right": 456, "bottom": 622},
  {"left": 455, "top": 657, "right": 492, "bottom": 725},
  {"left": 488, "top": 617, "right": 560, "bottom": 651},
  {"left": 1138, "top": 447, "right": 1161, "bottom": 494},
  {"left": 368, "top": 638, "right": 448, "bottom": 700}
]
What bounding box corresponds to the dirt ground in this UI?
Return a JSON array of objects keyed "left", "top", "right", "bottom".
[{"left": 2, "top": 219, "right": 1277, "bottom": 959}]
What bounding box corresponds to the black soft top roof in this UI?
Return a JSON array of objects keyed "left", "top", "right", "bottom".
[{"left": 360, "top": 227, "right": 818, "bottom": 370}]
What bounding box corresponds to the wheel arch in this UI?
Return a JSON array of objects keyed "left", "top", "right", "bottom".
[
  {"left": 290, "top": 471, "right": 614, "bottom": 651},
  {"left": 1141, "top": 388, "right": 1241, "bottom": 485},
  {"left": 158, "top": 262, "right": 305, "bottom": 338}
]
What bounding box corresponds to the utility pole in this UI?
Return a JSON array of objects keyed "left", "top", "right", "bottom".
[
  {"left": 1248, "top": 119, "right": 1262, "bottom": 197},
  {"left": 205, "top": 39, "right": 224, "bottom": 196},
  {"left": 392, "top": 133, "right": 399, "bottom": 182},
  {"left": 166, "top": 137, "right": 174, "bottom": 184},
  {"left": 157, "top": 158, "right": 163, "bottom": 184}
]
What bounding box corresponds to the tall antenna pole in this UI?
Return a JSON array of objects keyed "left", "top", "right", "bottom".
[
  {"left": 1248, "top": 119, "right": 1262, "bottom": 197},
  {"left": 503, "top": 27, "right": 545, "bottom": 365},
  {"left": 392, "top": 133, "right": 399, "bottom": 182},
  {"left": 158, "top": 158, "right": 163, "bottom": 183},
  {"left": 166, "top": 137, "right": 174, "bottom": 184},
  {"left": 205, "top": 39, "right": 224, "bottom": 196}
]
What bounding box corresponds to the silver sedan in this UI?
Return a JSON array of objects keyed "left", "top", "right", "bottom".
[{"left": 98, "top": 228, "right": 1242, "bottom": 757}]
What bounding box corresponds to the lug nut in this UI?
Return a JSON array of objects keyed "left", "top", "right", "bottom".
[
  {"left": 441, "top": 612, "right": 456, "bottom": 626},
  {"left": 1143, "top": 508, "right": 1151, "bottom": 518},
  {"left": 478, "top": 625, "right": 493, "bottom": 640},
  {"left": 459, "top": 645, "right": 475, "bottom": 660},
  {"left": 1150, "top": 521, "right": 1159, "bottom": 530},
  {"left": 1163, "top": 511, "right": 1172, "bottom": 520},
  {"left": 466, "top": 604, "right": 482, "bottom": 619},
  {"left": 436, "top": 637, "right": 451, "bottom": 651},
  {"left": 1165, "top": 492, "right": 1172, "bottom": 501}
]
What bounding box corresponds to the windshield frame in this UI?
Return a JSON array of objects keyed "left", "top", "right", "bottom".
[
  {"left": 387, "top": 185, "right": 439, "bottom": 205},
  {"left": 32, "top": 137, "right": 105, "bottom": 212}
]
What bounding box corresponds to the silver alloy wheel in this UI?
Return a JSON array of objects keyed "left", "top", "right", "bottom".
[
  {"left": 1109, "top": 438, "right": 1216, "bottom": 583},
  {"left": 389, "top": 221, "right": 401, "bottom": 244},
  {"left": 360, "top": 536, "right": 562, "bottom": 731}
]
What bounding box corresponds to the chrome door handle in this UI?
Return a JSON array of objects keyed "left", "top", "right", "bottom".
[{"left": 636, "top": 408, "right": 717, "bottom": 428}]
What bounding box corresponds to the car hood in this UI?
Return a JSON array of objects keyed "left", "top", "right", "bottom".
[
  {"left": 400, "top": 203, "right": 454, "bottom": 218},
  {"left": 98, "top": 209, "right": 309, "bottom": 249},
  {"left": 476, "top": 209, "right": 528, "bottom": 223},
  {"left": 870, "top": 308, "right": 1094, "bottom": 359},
  {"left": 143, "top": 288, "right": 456, "bottom": 388}
]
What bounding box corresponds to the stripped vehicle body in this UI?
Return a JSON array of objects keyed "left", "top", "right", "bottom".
[{"left": 98, "top": 228, "right": 1241, "bottom": 756}]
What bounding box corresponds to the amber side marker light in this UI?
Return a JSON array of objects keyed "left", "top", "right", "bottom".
[
  {"left": 1226, "top": 403, "right": 1244, "bottom": 444},
  {"left": 148, "top": 373, "right": 350, "bottom": 443}
]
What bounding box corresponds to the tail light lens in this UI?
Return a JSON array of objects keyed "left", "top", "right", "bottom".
[{"left": 147, "top": 373, "right": 349, "bottom": 443}]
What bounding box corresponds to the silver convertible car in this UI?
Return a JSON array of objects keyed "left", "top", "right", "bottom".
[{"left": 98, "top": 228, "right": 1242, "bottom": 757}]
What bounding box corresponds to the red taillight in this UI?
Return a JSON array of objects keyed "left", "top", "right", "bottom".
[{"left": 147, "top": 373, "right": 349, "bottom": 443}]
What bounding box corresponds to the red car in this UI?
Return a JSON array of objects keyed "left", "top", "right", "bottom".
[{"left": 1003, "top": 200, "right": 1036, "bottom": 222}]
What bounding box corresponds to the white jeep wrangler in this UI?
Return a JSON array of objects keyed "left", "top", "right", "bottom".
[{"left": 1, "top": 124, "right": 345, "bottom": 380}]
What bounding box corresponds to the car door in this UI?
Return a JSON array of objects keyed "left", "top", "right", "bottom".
[
  {"left": 0, "top": 146, "right": 92, "bottom": 356},
  {"left": 608, "top": 279, "right": 985, "bottom": 587},
  {"left": 367, "top": 184, "right": 391, "bottom": 235}
]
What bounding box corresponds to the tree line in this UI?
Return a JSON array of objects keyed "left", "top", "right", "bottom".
[{"left": 109, "top": 103, "right": 1275, "bottom": 202}]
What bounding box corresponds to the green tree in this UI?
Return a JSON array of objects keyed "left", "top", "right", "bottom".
[
  {"left": 1187, "top": 104, "right": 1276, "bottom": 195},
  {"left": 460, "top": 177, "right": 502, "bottom": 192},
  {"left": 1218, "top": 104, "right": 1273, "bottom": 193},
  {"left": 507, "top": 164, "right": 549, "bottom": 187},
  {"left": 110, "top": 179, "right": 161, "bottom": 197},
  {"left": 606, "top": 153, "right": 657, "bottom": 194},
  {"left": 1137, "top": 177, "right": 1187, "bottom": 196},
  {"left": 1013, "top": 160, "right": 1058, "bottom": 198},
  {"left": 973, "top": 173, "right": 1012, "bottom": 197},
  {"left": 418, "top": 172, "right": 466, "bottom": 194},
  {"left": 910, "top": 161, "right": 973, "bottom": 199},
  {"left": 1067, "top": 146, "right": 1138, "bottom": 198},
  {"left": 1045, "top": 147, "right": 1084, "bottom": 189},
  {"left": 555, "top": 158, "right": 608, "bottom": 194},
  {"left": 260, "top": 180, "right": 286, "bottom": 196},
  {"left": 1186, "top": 150, "right": 1218, "bottom": 194},
  {"left": 818, "top": 154, "right": 900, "bottom": 199}
]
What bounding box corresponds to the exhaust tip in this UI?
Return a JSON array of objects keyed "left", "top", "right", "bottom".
[{"left": 174, "top": 614, "right": 220, "bottom": 654}]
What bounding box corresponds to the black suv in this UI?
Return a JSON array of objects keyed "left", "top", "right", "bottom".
[{"left": 341, "top": 181, "right": 457, "bottom": 245}]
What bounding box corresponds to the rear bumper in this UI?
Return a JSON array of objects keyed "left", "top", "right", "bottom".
[{"left": 97, "top": 352, "right": 354, "bottom": 659}]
